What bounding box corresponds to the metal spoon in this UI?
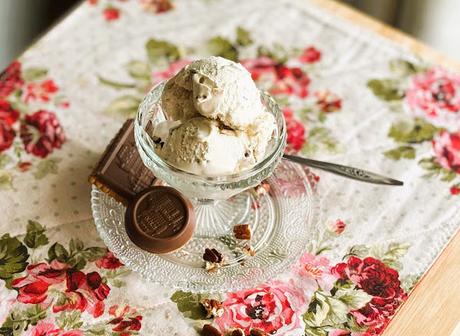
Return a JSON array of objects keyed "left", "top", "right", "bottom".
[{"left": 283, "top": 154, "right": 403, "bottom": 186}]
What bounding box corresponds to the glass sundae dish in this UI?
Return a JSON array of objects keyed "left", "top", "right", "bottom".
[
  {"left": 134, "top": 57, "right": 286, "bottom": 236},
  {"left": 93, "top": 57, "right": 317, "bottom": 293}
]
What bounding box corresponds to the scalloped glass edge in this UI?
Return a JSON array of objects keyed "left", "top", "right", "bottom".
[{"left": 90, "top": 162, "right": 321, "bottom": 293}]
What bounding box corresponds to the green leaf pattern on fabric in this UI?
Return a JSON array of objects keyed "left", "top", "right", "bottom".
[
  {"left": 302, "top": 127, "right": 338, "bottom": 154},
  {"left": 22, "top": 67, "right": 48, "bottom": 82},
  {"left": 125, "top": 60, "right": 152, "bottom": 80},
  {"left": 389, "top": 59, "right": 426, "bottom": 77},
  {"left": 207, "top": 36, "right": 238, "bottom": 62},
  {"left": 334, "top": 287, "right": 372, "bottom": 311},
  {"left": 388, "top": 118, "right": 438, "bottom": 144},
  {"left": 236, "top": 27, "right": 253, "bottom": 47},
  {"left": 367, "top": 79, "right": 404, "bottom": 101},
  {"left": 2, "top": 305, "right": 47, "bottom": 335},
  {"left": 0, "top": 234, "right": 29, "bottom": 281},
  {"left": 146, "top": 39, "right": 181, "bottom": 64},
  {"left": 47, "top": 239, "right": 106, "bottom": 270},
  {"left": 56, "top": 311, "right": 83, "bottom": 330},
  {"left": 104, "top": 95, "right": 142, "bottom": 118},
  {"left": 257, "top": 44, "right": 289, "bottom": 64},
  {"left": 0, "top": 171, "right": 13, "bottom": 190},
  {"left": 0, "top": 154, "right": 12, "bottom": 169},
  {"left": 33, "top": 159, "right": 61, "bottom": 180},
  {"left": 170, "top": 291, "right": 208, "bottom": 320},
  {"left": 384, "top": 145, "right": 416, "bottom": 160},
  {"left": 24, "top": 220, "right": 49, "bottom": 249}
]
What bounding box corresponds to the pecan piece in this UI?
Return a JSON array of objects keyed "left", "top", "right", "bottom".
[
  {"left": 203, "top": 248, "right": 224, "bottom": 272},
  {"left": 233, "top": 224, "right": 252, "bottom": 240},
  {"left": 203, "top": 248, "right": 223, "bottom": 263},
  {"left": 201, "top": 324, "right": 222, "bottom": 336},
  {"left": 227, "top": 328, "right": 244, "bottom": 336},
  {"left": 242, "top": 244, "right": 255, "bottom": 257},
  {"left": 201, "top": 298, "right": 224, "bottom": 318},
  {"left": 249, "top": 328, "right": 267, "bottom": 336}
]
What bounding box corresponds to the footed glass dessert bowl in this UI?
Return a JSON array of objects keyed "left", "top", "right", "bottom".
[
  {"left": 91, "top": 81, "right": 319, "bottom": 293},
  {"left": 134, "top": 81, "right": 287, "bottom": 237}
]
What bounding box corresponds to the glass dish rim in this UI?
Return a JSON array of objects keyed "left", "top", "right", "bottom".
[
  {"left": 134, "top": 81, "right": 287, "bottom": 183},
  {"left": 90, "top": 160, "right": 319, "bottom": 293}
]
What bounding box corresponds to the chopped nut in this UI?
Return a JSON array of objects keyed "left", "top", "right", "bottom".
[
  {"left": 201, "top": 324, "right": 222, "bottom": 336},
  {"left": 205, "top": 261, "right": 222, "bottom": 273},
  {"left": 233, "top": 224, "right": 252, "bottom": 240},
  {"left": 249, "top": 328, "right": 267, "bottom": 336},
  {"left": 203, "top": 248, "right": 224, "bottom": 272},
  {"left": 201, "top": 299, "right": 224, "bottom": 318},
  {"left": 226, "top": 328, "right": 245, "bottom": 336},
  {"left": 203, "top": 248, "right": 223, "bottom": 263},
  {"left": 255, "top": 181, "right": 270, "bottom": 196},
  {"left": 242, "top": 244, "right": 255, "bottom": 257}
]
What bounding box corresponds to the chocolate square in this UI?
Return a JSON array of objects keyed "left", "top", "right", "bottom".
[{"left": 89, "top": 119, "right": 156, "bottom": 205}]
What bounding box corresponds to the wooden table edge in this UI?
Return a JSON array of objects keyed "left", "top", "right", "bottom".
[{"left": 383, "top": 226, "right": 460, "bottom": 335}]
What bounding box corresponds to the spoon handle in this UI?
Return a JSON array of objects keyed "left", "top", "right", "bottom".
[{"left": 283, "top": 154, "right": 403, "bottom": 186}]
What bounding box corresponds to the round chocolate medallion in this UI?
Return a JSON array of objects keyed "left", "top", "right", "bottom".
[{"left": 125, "top": 186, "right": 195, "bottom": 253}]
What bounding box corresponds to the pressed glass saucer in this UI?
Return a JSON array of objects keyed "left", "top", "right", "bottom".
[{"left": 91, "top": 161, "right": 318, "bottom": 293}]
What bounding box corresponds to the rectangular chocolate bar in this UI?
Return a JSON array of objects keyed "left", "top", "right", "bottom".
[{"left": 89, "top": 119, "right": 156, "bottom": 205}]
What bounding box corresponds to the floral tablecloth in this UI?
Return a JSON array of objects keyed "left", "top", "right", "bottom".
[{"left": 1, "top": 0, "right": 460, "bottom": 335}]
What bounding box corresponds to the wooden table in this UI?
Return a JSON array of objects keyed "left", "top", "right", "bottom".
[{"left": 314, "top": 1, "right": 460, "bottom": 335}]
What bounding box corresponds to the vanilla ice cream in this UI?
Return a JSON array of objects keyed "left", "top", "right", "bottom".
[
  {"left": 162, "top": 56, "right": 264, "bottom": 129},
  {"left": 161, "top": 78, "right": 199, "bottom": 121},
  {"left": 156, "top": 117, "right": 254, "bottom": 176},
  {"left": 154, "top": 56, "right": 276, "bottom": 176}
]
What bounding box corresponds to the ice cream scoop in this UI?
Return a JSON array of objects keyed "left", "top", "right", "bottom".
[
  {"left": 246, "top": 112, "right": 277, "bottom": 162},
  {"left": 161, "top": 78, "right": 199, "bottom": 121},
  {"left": 154, "top": 57, "right": 277, "bottom": 176},
  {"left": 156, "top": 117, "right": 254, "bottom": 176},
  {"left": 189, "top": 58, "right": 265, "bottom": 130},
  {"left": 162, "top": 56, "right": 265, "bottom": 129}
]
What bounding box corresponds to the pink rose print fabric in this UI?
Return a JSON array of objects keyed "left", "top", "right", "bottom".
[
  {"left": 20, "top": 110, "right": 65, "bottom": 158},
  {"left": 242, "top": 57, "right": 311, "bottom": 98},
  {"left": 24, "top": 79, "right": 59, "bottom": 104},
  {"left": 292, "top": 253, "right": 336, "bottom": 296},
  {"left": 283, "top": 107, "right": 307, "bottom": 152},
  {"left": 107, "top": 305, "right": 143, "bottom": 334},
  {"left": 152, "top": 59, "right": 191, "bottom": 85},
  {"left": 369, "top": 62, "right": 460, "bottom": 196},
  {"left": 332, "top": 257, "right": 406, "bottom": 335},
  {"left": 432, "top": 130, "right": 460, "bottom": 174},
  {"left": 0, "top": 225, "right": 143, "bottom": 335},
  {"left": 177, "top": 219, "right": 407, "bottom": 336},
  {"left": 0, "top": 60, "right": 69, "bottom": 186},
  {"left": 208, "top": 239, "right": 408, "bottom": 336},
  {"left": 25, "top": 319, "right": 83, "bottom": 336},
  {"left": 215, "top": 281, "right": 306, "bottom": 335},
  {"left": 405, "top": 67, "right": 460, "bottom": 129}
]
